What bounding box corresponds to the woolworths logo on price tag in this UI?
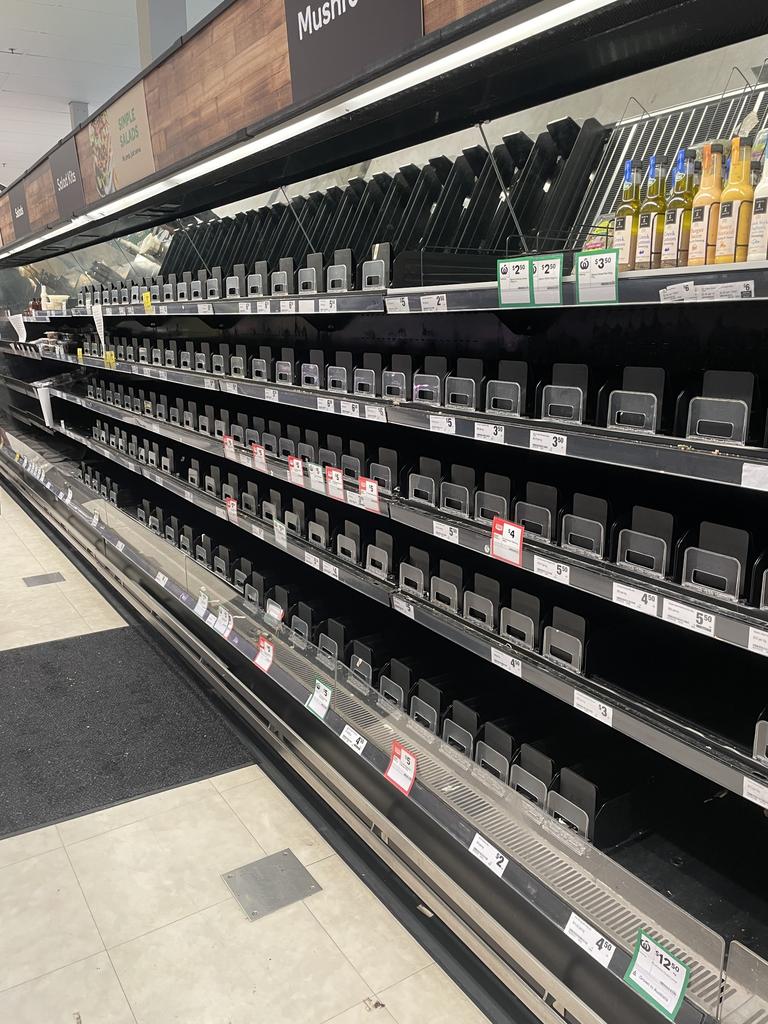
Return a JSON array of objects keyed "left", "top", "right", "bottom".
[{"left": 624, "top": 931, "right": 690, "bottom": 1021}]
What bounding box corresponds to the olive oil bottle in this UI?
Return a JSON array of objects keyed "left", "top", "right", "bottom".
[
  {"left": 635, "top": 155, "right": 669, "bottom": 270},
  {"left": 613, "top": 158, "right": 643, "bottom": 272},
  {"left": 661, "top": 149, "right": 696, "bottom": 268}
]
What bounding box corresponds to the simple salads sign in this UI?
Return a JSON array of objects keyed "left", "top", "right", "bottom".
[
  {"left": 49, "top": 136, "right": 86, "bottom": 220},
  {"left": 284, "top": 0, "right": 424, "bottom": 105},
  {"left": 88, "top": 81, "right": 156, "bottom": 198}
]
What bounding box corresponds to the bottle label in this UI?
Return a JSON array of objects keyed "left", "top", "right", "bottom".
[
  {"left": 614, "top": 215, "right": 634, "bottom": 265},
  {"left": 747, "top": 197, "right": 768, "bottom": 260},
  {"left": 635, "top": 213, "right": 653, "bottom": 265},
  {"left": 661, "top": 210, "right": 680, "bottom": 262},
  {"left": 689, "top": 205, "right": 708, "bottom": 261}
]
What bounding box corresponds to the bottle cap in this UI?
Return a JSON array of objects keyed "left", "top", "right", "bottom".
[
  {"left": 631, "top": 159, "right": 643, "bottom": 170},
  {"left": 711, "top": 143, "right": 724, "bottom": 154},
  {"left": 739, "top": 136, "right": 752, "bottom": 145},
  {"left": 685, "top": 149, "right": 697, "bottom": 159}
]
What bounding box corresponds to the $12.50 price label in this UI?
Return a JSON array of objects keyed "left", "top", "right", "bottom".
[{"left": 624, "top": 931, "right": 691, "bottom": 1021}]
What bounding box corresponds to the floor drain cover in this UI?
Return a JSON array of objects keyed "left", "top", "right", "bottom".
[
  {"left": 223, "top": 849, "right": 322, "bottom": 920},
  {"left": 23, "top": 572, "right": 65, "bottom": 587}
]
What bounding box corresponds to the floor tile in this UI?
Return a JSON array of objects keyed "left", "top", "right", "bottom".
[
  {"left": 323, "top": 999, "right": 396, "bottom": 1024},
  {"left": 0, "top": 847, "right": 103, "bottom": 991},
  {"left": 210, "top": 764, "right": 263, "bottom": 792},
  {"left": 223, "top": 777, "right": 334, "bottom": 866},
  {"left": 378, "top": 965, "right": 491, "bottom": 1024},
  {"left": 57, "top": 779, "right": 216, "bottom": 845},
  {"left": 0, "top": 824, "right": 61, "bottom": 869},
  {"left": 110, "top": 898, "right": 371, "bottom": 1024},
  {"left": 68, "top": 793, "right": 263, "bottom": 947},
  {"left": 306, "top": 856, "right": 432, "bottom": 991},
  {"left": 0, "top": 952, "right": 136, "bottom": 1023}
]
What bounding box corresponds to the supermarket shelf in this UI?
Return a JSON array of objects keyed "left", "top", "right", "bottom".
[
  {"left": 51, "top": 387, "right": 768, "bottom": 662},
  {"left": 7, "top": 342, "right": 768, "bottom": 492},
  {"left": 0, "top": 436, "right": 733, "bottom": 1024},
  {"left": 53, "top": 415, "right": 768, "bottom": 814}
]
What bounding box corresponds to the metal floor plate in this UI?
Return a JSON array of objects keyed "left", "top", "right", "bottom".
[{"left": 223, "top": 849, "right": 322, "bottom": 920}]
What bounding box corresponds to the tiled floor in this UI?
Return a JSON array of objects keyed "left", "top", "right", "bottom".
[
  {"left": 0, "top": 768, "right": 492, "bottom": 1024},
  {"left": 0, "top": 483, "right": 125, "bottom": 650}
]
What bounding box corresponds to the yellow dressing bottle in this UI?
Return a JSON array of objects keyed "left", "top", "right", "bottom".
[
  {"left": 613, "top": 158, "right": 643, "bottom": 272},
  {"left": 661, "top": 149, "right": 696, "bottom": 268},
  {"left": 715, "top": 137, "right": 754, "bottom": 264},
  {"left": 635, "top": 154, "right": 669, "bottom": 270},
  {"left": 689, "top": 143, "right": 723, "bottom": 266}
]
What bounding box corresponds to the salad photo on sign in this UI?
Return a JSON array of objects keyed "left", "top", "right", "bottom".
[{"left": 89, "top": 110, "right": 116, "bottom": 197}]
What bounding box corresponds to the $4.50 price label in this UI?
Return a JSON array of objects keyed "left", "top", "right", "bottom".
[
  {"left": 564, "top": 913, "right": 615, "bottom": 969},
  {"left": 624, "top": 931, "right": 691, "bottom": 1021}
]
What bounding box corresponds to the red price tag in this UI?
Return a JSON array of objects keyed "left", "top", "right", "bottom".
[
  {"left": 288, "top": 455, "right": 305, "bottom": 488},
  {"left": 490, "top": 517, "right": 525, "bottom": 566},
  {"left": 222, "top": 434, "right": 236, "bottom": 460},
  {"left": 254, "top": 637, "right": 274, "bottom": 672},
  {"left": 326, "top": 465, "right": 345, "bottom": 501},
  {"left": 385, "top": 740, "right": 417, "bottom": 795},
  {"left": 225, "top": 496, "right": 238, "bottom": 523}
]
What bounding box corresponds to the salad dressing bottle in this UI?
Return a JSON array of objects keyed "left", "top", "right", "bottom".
[
  {"left": 689, "top": 143, "right": 723, "bottom": 266},
  {"left": 661, "top": 149, "right": 697, "bottom": 267},
  {"left": 635, "top": 155, "right": 669, "bottom": 270},
  {"left": 715, "top": 137, "right": 754, "bottom": 263},
  {"left": 613, "top": 159, "right": 643, "bottom": 271},
  {"left": 747, "top": 157, "right": 768, "bottom": 261}
]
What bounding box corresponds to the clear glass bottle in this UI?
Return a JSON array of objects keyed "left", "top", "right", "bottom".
[
  {"left": 661, "top": 149, "right": 697, "bottom": 268},
  {"left": 613, "top": 158, "right": 643, "bottom": 272},
  {"left": 747, "top": 156, "right": 768, "bottom": 262},
  {"left": 689, "top": 143, "right": 723, "bottom": 266},
  {"left": 715, "top": 136, "right": 754, "bottom": 264},
  {"left": 635, "top": 155, "right": 669, "bottom": 270}
]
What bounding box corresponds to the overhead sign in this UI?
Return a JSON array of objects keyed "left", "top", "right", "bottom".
[
  {"left": 88, "top": 81, "right": 156, "bottom": 198},
  {"left": 49, "top": 137, "right": 86, "bottom": 220},
  {"left": 284, "top": 0, "right": 424, "bottom": 105},
  {"left": 8, "top": 182, "right": 30, "bottom": 239}
]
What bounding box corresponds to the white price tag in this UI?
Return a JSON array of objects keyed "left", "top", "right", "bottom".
[
  {"left": 64, "top": 487, "right": 73, "bottom": 505},
  {"left": 194, "top": 590, "right": 209, "bottom": 617},
  {"left": 340, "top": 724, "right": 367, "bottom": 755},
  {"left": 531, "top": 254, "right": 563, "bottom": 306},
  {"left": 748, "top": 626, "right": 768, "bottom": 656},
  {"left": 214, "top": 606, "right": 234, "bottom": 638},
  {"left": 288, "top": 455, "right": 305, "bottom": 487},
  {"left": 155, "top": 571, "right": 169, "bottom": 588},
  {"left": 575, "top": 249, "right": 619, "bottom": 305},
  {"left": 318, "top": 298, "right": 337, "bottom": 313},
  {"left": 256, "top": 300, "right": 270, "bottom": 315},
  {"left": 251, "top": 444, "right": 267, "bottom": 473},
  {"left": 490, "top": 648, "right": 522, "bottom": 676},
  {"left": 433, "top": 521, "right": 459, "bottom": 544},
  {"left": 326, "top": 466, "right": 345, "bottom": 501},
  {"left": 280, "top": 300, "right": 296, "bottom": 314},
  {"left": 322, "top": 561, "right": 340, "bottom": 580},
  {"left": 612, "top": 582, "right": 658, "bottom": 616},
  {"left": 743, "top": 777, "right": 768, "bottom": 809},
  {"left": 490, "top": 517, "right": 524, "bottom": 566},
  {"left": 222, "top": 435, "right": 236, "bottom": 460},
  {"left": 420, "top": 293, "right": 447, "bottom": 313},
  {"left": 251, "top": 524, "right": 265, "bottom": 540},
  {"left": 10, "top": 314, "right": 27, "bottom": 342},
  {"left": 298, "top": 299, "right": 315, "bottom": 313},
  {"left": 198, "top": 303, "right": 214, "bottom": 315},
  {"left": 306, "top": 678, "right": 333, "bottom": 720},
  {"left": 254, "top": 637, "right": 274, "bottom": 672},
  {"left": 159, "top": 305, "right": 168, "bottom": 315},
  {"left": 564, "top": 913, "right": 615, "bottom": 968},
  {"left": 497, "top": 258, "right": 532, "bottom": 306},
  {"left": 741, "top": 462, "right": 768, "bottom": 491},
  {"left": 317, "top": 396, "right": 335, "bottom": 413},
  {"left": 90, "top": 511, "right": 100, "bottom": 527},
  {"left": 429, "top": 415, "right": 455, "bottom": 435},
  {"left": 225, "top": 496, "right": 238, "bottom": 523},
  {"left": 359, "top": 476, "right": 380, "bottom": 513},
  {"left": 273, "top": 521, "right": 288, "bottom": 549},
  {"left": 385, "top": 740, "right": 417, "bottom": 795},
  {"left": 222, "top": 381, "right": 239, "bottom": 395},
  {"left": 385, "top": 296, "right": 410, "bottom": 313},
  {"left": 204, "top": 378, "right": 217, "bottom": 390},
  {"left": 115, "top": 540, "right": 125, "bottom": 553},
  {"left": 530, "top": 430, "right": 568, "bottom": 455},
  {"left": 340, "top": 400, "right": 360, "bottom": 418},
  {"left": 265, "top": 387, "right": 279, "bottom": 403},
  {"left": 365, "top": 405, "right": 387, "bottom": 422},
  {"left": 393, "top": 595, "right": 415, "bottom": 619},
  {"left": 469, "top": 833, "right": 508, "bottom": 877},
  {"left": 238, "top": 301, "right": 252, "bottom": 314},
  {"left": 534, "top": 556, "right": 570, "bottom": 585},
  {"left": 574, "top": 691, "right": 613, "bottom": 727},
  {"left": 662, "top": 599, "right": 715, "bottom": 637},
  {"left": 304, "top": 462, "right": 324, "bottom": 494},
  {"left": 625, "top": 932, "right": 691, "bottom": 1020},
  {"left": 304, "top": 551, "right": 321, "bottom": 570},
  {"left": 474, "top": 421, "right": 504, "bottom": 444}
]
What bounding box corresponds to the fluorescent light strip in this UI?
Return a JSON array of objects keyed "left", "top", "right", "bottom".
[{"left": 4, "top": 0, "right": 614, "bottom": 261}]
